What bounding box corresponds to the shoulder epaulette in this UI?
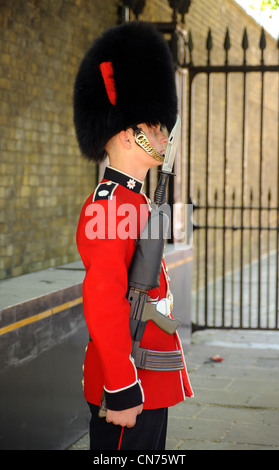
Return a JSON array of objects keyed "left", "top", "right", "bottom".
[{"left": 93, "top": 181, "right": 118, "bottom": 201}]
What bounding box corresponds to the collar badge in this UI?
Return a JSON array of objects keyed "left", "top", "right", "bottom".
[{"left": 127, "top": 178, "right": 136, "bottom": 190}]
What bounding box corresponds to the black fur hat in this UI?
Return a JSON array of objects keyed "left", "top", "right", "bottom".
[{"left": 73, "top": 21, "right": 178, "bottom": 162}]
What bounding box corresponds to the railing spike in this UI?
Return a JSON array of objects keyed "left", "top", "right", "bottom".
[
  {"left": 224, "top": 28, "right": 230, "bottom": 51},
  {"left": 206, "top": 28, "right": 212, "bottom": 65},
  {"left": 242, "top": 28, "right": 248, "bottom": 65},
  {"left": 259, "top": 27, "right": 266, "bottom": 51},
  {"left": 206, "top": 28, "right": 213, "bottom": 51},
  {"left": 242, "top": 28, "right": 248, "bottom": 51},
  {"left": 188, "top": 30, "right": 193, "bottom": 53},
  {"left": 250, "top": 188, "right": 253, "bottom": 202},
  {"left": 259, "top": 27, "right": 266, "bottom": 64}
]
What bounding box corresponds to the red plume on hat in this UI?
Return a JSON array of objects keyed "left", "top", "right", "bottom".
[
  {"left": 73, "top": 21, "right": 178, "bottom": 162},
  {"left": 99, "top": 61, "right": 117, "bottom": 106}
]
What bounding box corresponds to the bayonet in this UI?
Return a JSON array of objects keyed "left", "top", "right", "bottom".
[{"left": 154, "top": 116, "right": 181, "bottom": 206}]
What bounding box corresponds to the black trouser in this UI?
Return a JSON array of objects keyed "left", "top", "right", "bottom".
[{"left": 88, "top": 402, "right": 168, "bottom": 451}]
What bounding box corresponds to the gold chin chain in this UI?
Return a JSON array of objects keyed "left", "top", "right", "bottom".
[{"left": 134, "top": 129, "right": 164, "bottom": 163}]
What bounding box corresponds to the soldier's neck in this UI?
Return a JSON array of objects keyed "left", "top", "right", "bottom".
[{"left": 108, "top": 154, "right": 149, "bottom": 182}]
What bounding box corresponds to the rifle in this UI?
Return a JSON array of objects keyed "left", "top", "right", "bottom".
[{"left": 128, "top": 117, "right": 183, "bottom": 371}]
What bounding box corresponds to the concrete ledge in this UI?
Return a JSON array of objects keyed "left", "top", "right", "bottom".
[{"left": 1, "top": 285, "right": 83, "bottom": 370}]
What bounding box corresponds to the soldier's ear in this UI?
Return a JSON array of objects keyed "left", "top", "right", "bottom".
[{"left": 119, "top": 129, "right": 133, "bottom": 149}]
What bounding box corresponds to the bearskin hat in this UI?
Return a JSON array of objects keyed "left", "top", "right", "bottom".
[{"left": 73, "top": 21, "right": 178, "bottom": 162}]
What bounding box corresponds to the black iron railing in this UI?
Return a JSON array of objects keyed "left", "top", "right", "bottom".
[{"left": 179, "top": 27, "right": 279, "bottom": 330}]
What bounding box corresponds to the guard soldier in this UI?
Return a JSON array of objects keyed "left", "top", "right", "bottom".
[{"left": 74, "top": 21, "right": 193, "bottom": 451}]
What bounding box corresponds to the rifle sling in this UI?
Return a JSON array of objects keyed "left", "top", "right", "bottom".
[{"left": 131, "top": 341, "right": 184, "bottom": 371}]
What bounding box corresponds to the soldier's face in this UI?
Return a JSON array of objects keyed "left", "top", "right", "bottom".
[{"left": 138, "top": 123, "right": 168, "bottom": 157}]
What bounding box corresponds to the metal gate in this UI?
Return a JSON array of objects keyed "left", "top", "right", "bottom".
[{"left": 175, "top": 27, "right": 279, "bottom": 331}]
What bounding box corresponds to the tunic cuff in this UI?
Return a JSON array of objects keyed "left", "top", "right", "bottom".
[{"left": 104, "top": 381, "right": 144, "bottom": 411}]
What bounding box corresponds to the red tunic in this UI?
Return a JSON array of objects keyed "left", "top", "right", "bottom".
[{"left": 76, "top": 166, "right": 193, "bottom": 411}]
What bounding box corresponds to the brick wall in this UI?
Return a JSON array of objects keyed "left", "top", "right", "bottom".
[{"left": 0, "top": 0, "right": 118, "bottom": 279}]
